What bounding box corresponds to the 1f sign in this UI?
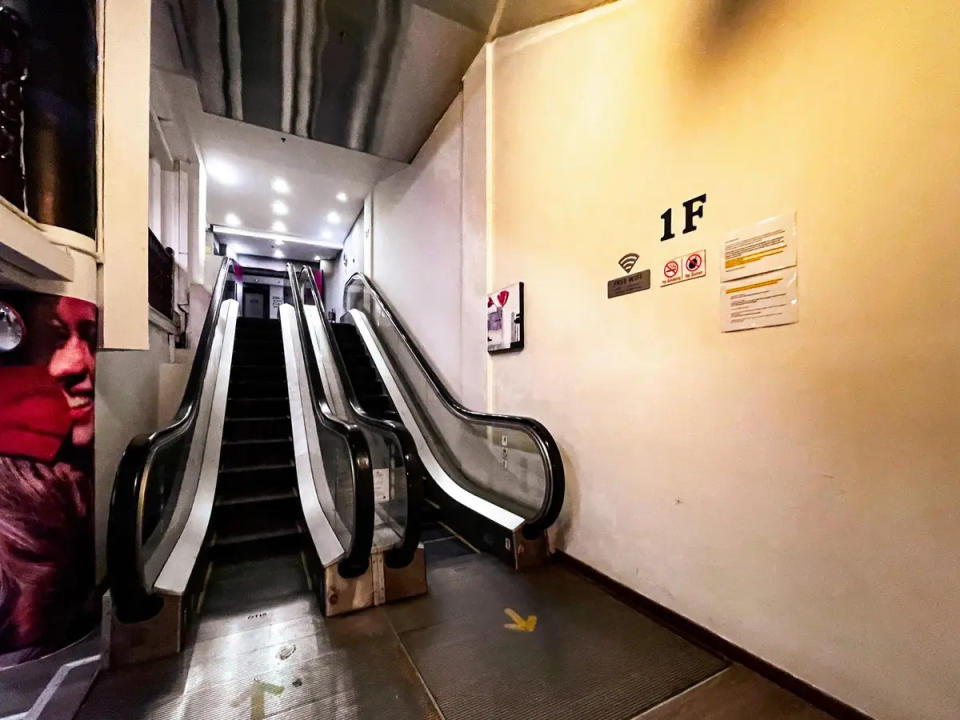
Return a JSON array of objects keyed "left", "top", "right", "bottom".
[{"left": 661, "top": 194, "right": 707, "bottom": 241}]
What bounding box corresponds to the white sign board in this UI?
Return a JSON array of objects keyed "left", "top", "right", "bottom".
[
  {"left": 721, "top": 213, "right": 797, "bottom": 281},
  {"left": 721, "top": 267, "right": 798, "bottom": 332}
]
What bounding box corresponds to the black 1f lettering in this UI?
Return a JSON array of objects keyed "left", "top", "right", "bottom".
[
  {"left": 660, "top": 208, "right": 674, "bottom": 242},
  {"left": 683, "top": 194, "right": 707, "bottom": 234},
  {"left": 661, "top": 194, "right": 708, "bottom": 241}
]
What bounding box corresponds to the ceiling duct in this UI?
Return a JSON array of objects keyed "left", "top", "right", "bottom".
[{"left": 179, "top": 0, "right": 613, "bottom": 163}]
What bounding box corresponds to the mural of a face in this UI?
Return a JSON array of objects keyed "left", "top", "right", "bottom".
[{"left": 44, "top": 297, "right": 96, "bottom": 447}]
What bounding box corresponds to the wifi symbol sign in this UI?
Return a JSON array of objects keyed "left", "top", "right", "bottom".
[{"left": 618, "top": 253, "right": 640, "bottom": 274}]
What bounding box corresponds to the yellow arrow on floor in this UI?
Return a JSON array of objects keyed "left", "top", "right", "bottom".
[{"left": 504, "top": 608, "right": 537, "bottom": 632}]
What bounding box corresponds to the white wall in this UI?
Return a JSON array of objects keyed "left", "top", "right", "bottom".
[
  {"left": 94, "top": 323, "right": 171, "bottom": 578},
  {"left": 484, "top": 2, "right": 960, "bottom": 719},
  {"left": 370, "top": 96, "right": 466, "bottom": 394},
  {"left": 326, "top": 215, "right": 365, "bottom": 320}
]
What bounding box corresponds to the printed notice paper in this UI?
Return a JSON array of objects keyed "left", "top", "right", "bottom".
[
  {"left": 721, "top": 213, "right": 797, "bottom": 281},
  {"left": 721, "top": 267, "right": 798, "bottom": 332}
]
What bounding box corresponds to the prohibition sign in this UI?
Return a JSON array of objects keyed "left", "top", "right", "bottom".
[
  {"left": 686, "top": 253, "right": 703, "bottom": 272},
  {"left": 664, "top": 260, "right": 680, "bottom": 279}
]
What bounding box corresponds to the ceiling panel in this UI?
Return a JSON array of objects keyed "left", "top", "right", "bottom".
[
  {"left": 200, "top": 111, "right": 404, "bottom": 253},
  {"left": 182, "top": 0, "right": 614, "bottom": 162}
]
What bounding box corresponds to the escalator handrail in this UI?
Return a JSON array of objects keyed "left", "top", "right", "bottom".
[
  {"left": 343, "top": 272, "right": 565, "bottom": 539},
  {"left": 287, "top": 264, "right": 374, "bottom": 577},
  {"left": 294, "top": 267, "right": 424, "bottom": 568},
  {"left": 107, "top": 257, "right": 236, "bottom": 622}
]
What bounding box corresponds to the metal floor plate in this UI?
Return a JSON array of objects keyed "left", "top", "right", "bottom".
[
  {"left": 387, "top": 555, "right": 728, "bottom": 720},
  {"left": 77, "top": 557, "right": 440, "bottom": 720}
]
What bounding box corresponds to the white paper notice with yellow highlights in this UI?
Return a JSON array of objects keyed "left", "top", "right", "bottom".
[
  {"left": 721, "top": 268, "right": 798, "bottom": 332},
  {"left": 721, "top": 213, "right": 797, "bottom": 281}
]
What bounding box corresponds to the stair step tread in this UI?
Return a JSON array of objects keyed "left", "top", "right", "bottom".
[
  {"left": 213, "top": 525, "right": 302, "bottom": 546},
  {"left": 226, "top": 415, "right": 290, "bottom": 423},
  {"left": 228, "top": 396, "right": 288, "bottom": 402},
  {"left": 215, "top": 489, "right": 297, "bottom": 507},
  {"left": 219, "top": 461, "right": 294, "bottom": 475},
  {"left": 221, "top": 437, "right": 292, "bottom": 446}
]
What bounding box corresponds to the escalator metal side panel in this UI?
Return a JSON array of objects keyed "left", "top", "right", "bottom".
[
  {"left": 348, "top": 309, "right": 524, "bottom": 532},
  {"left": 279, "top": 304, "right": 345, "bottom": 567},
  {"left": 152, "top": 300, "right": 238, "bottom": 595}
]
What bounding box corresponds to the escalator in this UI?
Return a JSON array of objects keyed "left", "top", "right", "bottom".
[
  {"left": 302, "top": 270, "right": 565, "bottom": 569},
  {"left": 104, "top": 259, "right": 415, "bottom": 664}
]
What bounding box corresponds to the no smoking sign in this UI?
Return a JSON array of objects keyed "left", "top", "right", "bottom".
[{"left": 662, "top": 249, "right": 707, "bottom": 287}]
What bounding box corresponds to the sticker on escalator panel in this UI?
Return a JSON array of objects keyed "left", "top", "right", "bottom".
[{"left": 373, "top": 468, "right": 390, "bottom": 503}]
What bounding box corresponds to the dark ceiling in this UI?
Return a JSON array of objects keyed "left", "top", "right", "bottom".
[{"left": 172, "top": 0, "right": 614, "bottom": 162}]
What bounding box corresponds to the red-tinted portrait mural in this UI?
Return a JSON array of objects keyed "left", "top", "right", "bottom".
[{"left": 0, "top": 291, "right": 96, "bottom": 666}]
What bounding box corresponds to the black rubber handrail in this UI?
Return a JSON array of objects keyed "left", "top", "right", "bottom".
[
  {"left": 343, "top": 272, "right": 565, "bottom": 539},
  {"left": 294, "top": 267, "right": 424, "bottom": 569},
  {"left": 107, "top": 258, "right": 237, "bottom": 623},
  {"left": 287, "top": 265, "right": 374, "bottom": 577}
]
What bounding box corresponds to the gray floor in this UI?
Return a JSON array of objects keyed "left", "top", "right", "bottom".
[
  {"left": 635, "top": 664, "right": 836, "bottom": 720},
  {"left": 75, "top": 541, "right": 833, "bottom": 720}
]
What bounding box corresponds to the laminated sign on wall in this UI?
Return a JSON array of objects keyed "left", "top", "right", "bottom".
[
  {"left": 661, "top": 250, "right": 707, "bottom": 287},
  {"left": 720, "top": 213, "right": 799, "bottom": 331},
  {"left": 487, "top": 283, "right": 524, "bottom": 353}
]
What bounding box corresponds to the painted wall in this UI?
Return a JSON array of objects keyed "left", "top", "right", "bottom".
[
  {"left": 486, "top": 2, "right": 960, "bottom": 719},
  {"left": 94, "top": 323, "right": 171, "bottom": 578},
  {"left": 326, "top": 215, "right": 365, "bottom": 319},
  {"left": 370, "top": 96, "right": 465, "bottom": 394}
]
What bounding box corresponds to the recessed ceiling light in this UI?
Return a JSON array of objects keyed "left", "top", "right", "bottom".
[
  {"left": 273, "top": 249, "right": 284, "bottom": 259},
  {"left": 272, "top": 200, "right": 289, "bottom": 216},
  {"left": 271, "top": 220, "right": 287, "bottom": 233},
  {"left": 326, "top": 211, "right": 341, "bottom": 224},
  {"left": 314, "top": 255, "right": 321, "bottom": 261},
  {"left": 320, "top": 228, "right": 333, "bottom": 240},
  {"left": 225, "top": 212, "right": 242, "bottom": 227},
  {"left": 272, "top": 177, "right": 291, "bottom": 194},
  {"left": 207, "top": 158, "right": 240, "bottom": 186},
  {"left": 275, "top": 239, "right": 285, "bottom": 247},
  {"left": 336, "top": 192, "right": 348, "bottom": 203}
]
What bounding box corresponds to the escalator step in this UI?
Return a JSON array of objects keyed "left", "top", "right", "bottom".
[
  {"left": 217, "top": 462, "right": 297, "bottom": 498},
  {"left": 214, "top": 488, "right": 297, "bottom": 507},
  {"left": 220, "top": 438, "right": 293, "bottom": 470},
  {"left": 223, "top": 416, "right": 291, "bottom": 442},
  {"left": 212, "top": 524, "right": 302, "bottom": 550},
  {"left": 226, "top": 397, "right": 289, "bottom": 418},
  {"left": 212, "top": 495, "right": 301, "bottom": 539},
  {"left": 231, "top": 365, "right": 286, "bottom": 383},
  {"left": 228, "top": 379, "right": 287, "bottom": 397}
]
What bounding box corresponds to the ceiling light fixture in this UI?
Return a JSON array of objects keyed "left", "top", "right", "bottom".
[
  {"left": 272, "top": 200, "right": 289, "bottom": 216},
  {"left": 314, "top": 255, "right": 321, "bottom": 261},
  {"left": 272, "top": 177, "right": 291, "bottom": 194},
  {"left": 224, "top": 212, "right": 242, "bottom": 227},
  {"left": 271, "top": 220, "right": 288, "bottom": 233},
  {"left": 275, "top": 239, "right": 285, "bottom": 246},
  {"left": 336, "top": 192, "right": 348, "bottom": 203},
  {"left": 206, "top": 158, "right": 240, "bottom": 186},
  {"left": 326, "top": 211, "right": 341, "bottom": 225},
  {"left": 320, "top": 228, "right": 333, "bottom": 241},
  {"left": 273, "top": 249, "right": 284, "bottom": 259}
]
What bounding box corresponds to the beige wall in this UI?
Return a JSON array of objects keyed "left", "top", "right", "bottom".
[
  {"left": 488, "top": 2, "right": 960, "bottom": 719},
  {"left": 371, "top": 96, "right": 466, "bottom": 395}
]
